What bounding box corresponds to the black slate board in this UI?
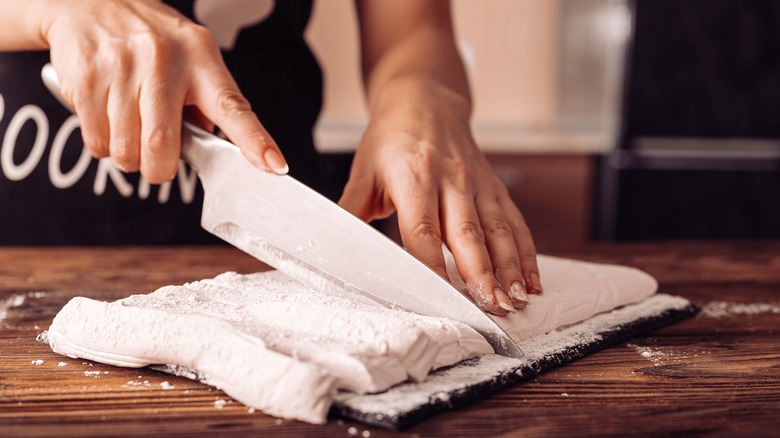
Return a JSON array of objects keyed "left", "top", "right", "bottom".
[
  {"left": 329, "top": 294, "right": 699, "bottom": 430},
  {"left": 136, "top": 294, "right": 699, "bottom": 430}
]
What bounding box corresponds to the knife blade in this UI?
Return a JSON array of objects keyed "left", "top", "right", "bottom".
[{"left": 41, "top": 63, "right": 522, "bottom": 358}]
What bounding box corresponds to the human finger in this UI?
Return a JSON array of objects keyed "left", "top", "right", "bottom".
[
  {"left": 441, "top": 188, "right": 515, "bottom": 316},
  {"left": 394, "top": 178, "right": 450, "bottom": 281},
  {"left": 338, "top": 172, "right": 377, "bottom": 222},
  {"left": 138, "top": 71, "right": 183, "bottom": 183},
  {"left": 475, "top": 189, "right": 529, "bottom": 309},
  {"left": 67, "top": 72, "right": 110, "bottom": 159},
  {"left": 189, "top": 59, "right": 287, "bottom": 175},
  {"left": 499, "top": 193, "right": 542, "bottom": 295},
  {"left": 105, "top": 71, "right": 141, "bottom": 173}
]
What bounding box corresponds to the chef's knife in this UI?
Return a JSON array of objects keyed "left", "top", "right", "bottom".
[{"left": 41, "top": 63, "right": 522, "bottom": 358}]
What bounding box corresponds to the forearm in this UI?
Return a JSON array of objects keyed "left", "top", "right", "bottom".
[
  {"left": 0, "top": 0, "right": 57, "bottom": 51},
  {"left": 355, "top": 0, "right": 472, "bottom": 121}
]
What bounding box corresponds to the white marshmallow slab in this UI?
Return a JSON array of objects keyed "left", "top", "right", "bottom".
[{"left": 45, "top": 254, "right": 657, "bottom": 424}]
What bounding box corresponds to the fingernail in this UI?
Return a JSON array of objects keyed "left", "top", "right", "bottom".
[
  {"left": 494, "top": 288, "right": 515, "bottom": 312},
  {"left": 264, "top": 148, "right": 289, "bottom": 175},
  {"left": 509, "top": 281, "right": 529, "bottom": 309},
  {"left": 530, "top": 272, "right": 543, "bottom": 294}
]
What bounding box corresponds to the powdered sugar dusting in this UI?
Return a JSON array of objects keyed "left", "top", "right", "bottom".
[
  {"left": 698, "top": 301, "right": 780, "bottom": 318},
  {"left": 123, "top": 380, "right": 151, "bottom": 388},
  {"left": 627, "top": 342, "right": 710, "bottom": 366},
  {"left": 627, "top": 344, "right": 667, "bottom": 364},
  {"left": 2, "top": 294, "right": 28, "bottom": 322},
  {"left": 2, "top": 292, "right": 48, "bottom": 324}
]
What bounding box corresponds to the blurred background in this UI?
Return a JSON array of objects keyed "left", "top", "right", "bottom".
[{"left": 307, "top": 0, "right": 780, "bottom": 250}]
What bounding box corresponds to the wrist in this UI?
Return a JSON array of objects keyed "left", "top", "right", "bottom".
[
  {"left": 0, "top": 0, "right": 63, "bottom": 50},
  {"left": 37, "top": 0, "right": 63, "bottom": 47},
  {"left": 369, "top": 75, "right": 472, "bottom": 125}
]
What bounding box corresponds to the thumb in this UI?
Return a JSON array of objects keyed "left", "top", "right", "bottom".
[
  {"left": 338, "top": 176, "right": 376, "bottom": 222},
  {"left": 338, "top": 173, "right": 399, "bottom": 224}
]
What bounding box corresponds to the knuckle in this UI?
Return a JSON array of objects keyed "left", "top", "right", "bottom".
[
  {"left": 446, "top": 160, "right": 471, "bottom": 186},
  {"left": 135, "top": 27, "right": 164, "bottom": 53},
  {"left": 495, "top": 259, "right": 523, "bottom": 276},
  {"left": 216, "top": 88, "right": 252, "bottom": 116},
  {"left": 399, "top": 147, "right": 437, "bottom": 181},
  {"left": 64, "top": 78, "right": 88, "bottom": 106},
  {"left": 408, "top": 149, "right": 436, "bottom": 172},
  {"left": 110, "top": 137, "right": 135, "bottom": 159},
  {"left": 185, "top": 23, "right": 219, "bottom": 48},
  {"left": 482, "top": 217, "right": 513, "bottom": 236},
  {"left": 83, "top": 136, "right": 109, "bottom": 158},
  {"left": 244, "top": 126, "right": 270, "bottom": 144},
  {"left": 67, "top": 88, "right": 85, "bottom": 109},
  {"left": 103, "top": 48, "right": 132, "bottom": 73},
  {"left": 408, "top": 219, "right": 442, "bottom": 242},
  {"left": 468, "top": 266, "right": 495, "bottom": 280},
  {"left": 144, "top": 126, "right": 175, "bottom": 156},
  {"left": 146, "top": 39, "right": 173, "bottom": 67},
  {"left": 66, "top": 71, "right": 99, "bottom": 110},
  {"left": 129, "top": 15, "right": 177, "bottom": 56},
  {"left": 520, "top": 252, "right": 539, "bottom": 267},
  {"left": 109, "top": 138, "right": 139, "bottom": 172},
  {"left": 456, "top": 220, "right": 485, "bottom": 241}
]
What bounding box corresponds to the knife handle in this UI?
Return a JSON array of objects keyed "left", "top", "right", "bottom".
[
  {"left": 179, "top": 120, "right": 240, "bottom": 177},
  {"left": 41, "top": 63, "right": 73, "bottom": 112}
]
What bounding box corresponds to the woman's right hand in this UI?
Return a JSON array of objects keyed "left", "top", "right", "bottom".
[{"left": 37, "top": 0, "right": 287, "bottom": 182}]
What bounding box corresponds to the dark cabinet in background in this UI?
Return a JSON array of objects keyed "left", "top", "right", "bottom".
[{"left": 596, "top": 0, "right": 780, "bottom": 240}]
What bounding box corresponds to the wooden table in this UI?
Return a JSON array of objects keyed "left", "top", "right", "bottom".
[{"left": 1, "top": 242, "right": 779, "bottom": 437}]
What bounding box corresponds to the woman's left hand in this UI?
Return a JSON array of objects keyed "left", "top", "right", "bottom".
[{"left": 338, "top": 80, "right": 541, "bottom": 316}]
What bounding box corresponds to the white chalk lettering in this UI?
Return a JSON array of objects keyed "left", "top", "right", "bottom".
[
  {"left": 177, "top": 161, "right": 198, "bottom": 205},
  {"left": 156, "top": 179, "right": 171, "bottom": 204},
  {"left": 137, "top": 175, "right": 175, "bottom": 204},
  {"left": 138, "top": 176, "right": 151, "bottom": 200},
  {"left": 1, "top": 97, "right": 197, "bottom": 205},
  {"left": 48, "top": 115, "right": 92, "bottom": 189},
  {"left": 1, "top": 104, "right": 49, "bottom": 181},
  {"left": 93, "top": 157, "right": 133, "bottom": 197}
]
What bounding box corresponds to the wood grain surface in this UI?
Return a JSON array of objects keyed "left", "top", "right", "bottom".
[{"left": 1, "top": 241, "right": 779, "bottom": 437}]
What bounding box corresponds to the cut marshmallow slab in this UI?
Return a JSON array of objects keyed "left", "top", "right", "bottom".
[{"left": 45, "top": 254, "right": 657, "bottom": 424}]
